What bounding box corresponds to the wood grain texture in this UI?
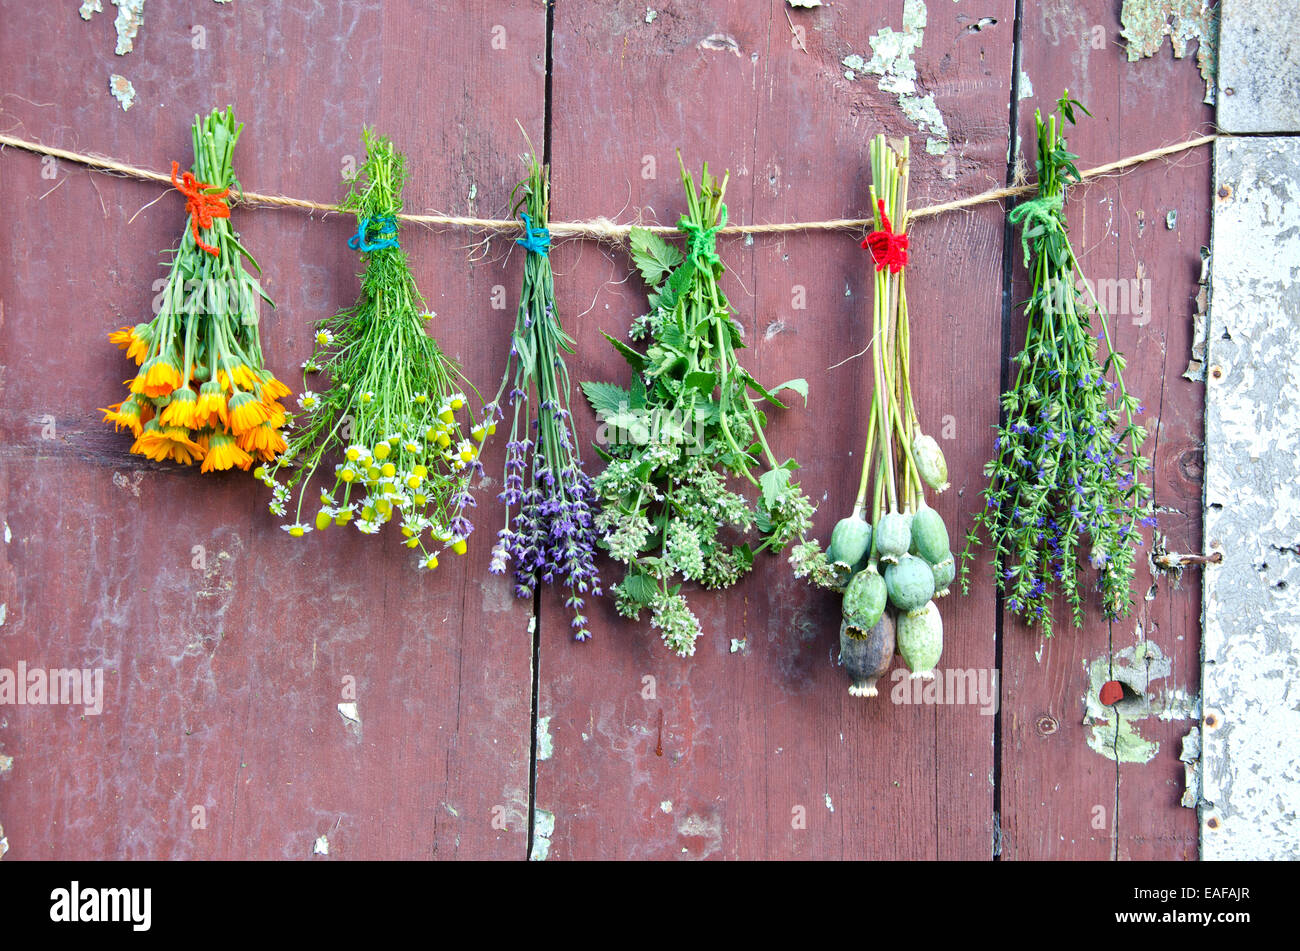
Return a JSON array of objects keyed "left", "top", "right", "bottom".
[
  {"left": 536, "top": 0, "right": 1012, "bottom": 860},
  {"left": 0, "top": 0, "right": 544, "bottom": 859},
  {"left": 998, "top": 0, "right": 1209, "bottom": 860}
]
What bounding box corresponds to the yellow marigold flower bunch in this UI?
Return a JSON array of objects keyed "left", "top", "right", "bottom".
[
  {"left": 101, "top": 107, "right": 290, "bottom": 472},
  {"left": 257, "top": 129, "right": 493, "bottom": 566}
]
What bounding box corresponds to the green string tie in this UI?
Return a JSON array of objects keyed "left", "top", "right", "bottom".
[
  {"left": 1008, "top": 193, "right": 1064, "bottom": 266},
  {"left": 678, "top": 203, "right": 727, "bottom": 270}
]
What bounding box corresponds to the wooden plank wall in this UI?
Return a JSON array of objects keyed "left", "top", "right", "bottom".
[{"left": 0, "top": 0, "right": 1209, "bottom": 860}]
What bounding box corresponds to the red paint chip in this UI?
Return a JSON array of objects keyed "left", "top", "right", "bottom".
[{"left": 1100, "top": 680, "right": 1125, "bottom": 706}]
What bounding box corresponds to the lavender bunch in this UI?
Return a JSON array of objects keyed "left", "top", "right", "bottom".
[{"left": 488, "top": 156, "right": 602, "bottom": 639}]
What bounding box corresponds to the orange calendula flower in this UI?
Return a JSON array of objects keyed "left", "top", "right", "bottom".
[
  {"left": 130, "top": 422, "right": 205, "bottom": 465},
  {"left": 200, "top": 432, "right": 253, "bottom": 473},
  {"left": 109, "top": 324, "right": 152, "bottom": 365},
  {"left": 100, "top": 396, "right": 148, "bottom": 437},
  {"left": 193, "top": 379, "right": 229, "bottom": 429},
  {"left": 217, "top": 364, "right": 259, "bottom": 392},
  {"left": 131, "top": 356, "right": 183, "bottom": 398},
  {"left": 236, "top": 421, "right": 285, "bottom": 456},
  {"left": 259, "top": 374, "right": 291, "bottom": 403},
  {"left": 159, "top": 387, "right": 199, "bottom": 428},
  {"left": 228, "top": 391, "right": 271, "bottom": 435}
]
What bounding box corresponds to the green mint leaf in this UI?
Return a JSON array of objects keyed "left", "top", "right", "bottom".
[{"left": 581, "top": 380, "right": 633, "bottom": 418}]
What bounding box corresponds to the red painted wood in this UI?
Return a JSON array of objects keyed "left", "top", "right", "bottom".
[
  {"left": 0, "top": 0, "right": 544, "bottom": 859},
  {"left": 998, "top": 0, "right": 1209, "bottom": 860},
  {"left": 537, "top": 0, "right": 1013, "bottom": 859}
]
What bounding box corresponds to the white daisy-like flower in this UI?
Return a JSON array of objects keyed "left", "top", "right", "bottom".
[
  {"left": 298, "top": 390, "right": 320, "bottom": 411},
  {"left": 315, "top": 329, "right": 334, "bottom": 347},
  {"left": 360, "top": 391, "right": 375, "bottom": 405},
  {"left": 281, "top": 522, "right": 312, "bottom": 537}
]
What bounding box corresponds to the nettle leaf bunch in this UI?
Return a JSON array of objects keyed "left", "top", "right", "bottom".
[
  {"left": 259, "top": 129, "right": 491, "bottom": 566},
  {"left": 584, "top": 155, "right": 813, "bottom": 657},
  {"left": 960, "top": 93, "right": 1156, "bottom": 634}
]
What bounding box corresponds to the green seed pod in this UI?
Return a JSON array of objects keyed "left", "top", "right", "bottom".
[
  {"left": 875, "top": 511, "right": 912, "bottom": 564},
  {"left": 931, "top": 553, "right": 956, "bottom": 597},
  {"left": 826, "top": 513, "right": 872, "bottom": 570},
  {"left": 839, "top": 613, "right": 896, "bottom": 698},
  {"left": 898, "top": 600, "right": 943, "bottom": 679},
  {"left": 842, "top": 564, "right": 887, "bottom": 631},
  {"left": 885, "top": 553, "right": 935, "bottom": 612},
  {"left": 911, "top": 505, "right": 950, "bottom": 566},
  {"left": 912, "top": 433, "right": 949, "bottom": 492}
]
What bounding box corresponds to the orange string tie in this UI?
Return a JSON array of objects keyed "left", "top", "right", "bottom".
[{"left": 171, "top": 161, "right": 231, "bottom": 257}]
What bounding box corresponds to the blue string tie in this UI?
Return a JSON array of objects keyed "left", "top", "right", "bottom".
[
  {"left": 515, "top": 212, "right": 551, "bottom": 256},
  {"left": 348, "top": 215, "right": 400, "bottom": 252}
]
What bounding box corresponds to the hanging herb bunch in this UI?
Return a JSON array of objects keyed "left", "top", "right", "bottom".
[
  {"left": 790, "top": 135, "right": 956, "bottom": 695},
  {"left": 486, "top": 154, "right": 602, "bottom": 640},
  {"left": 583, "top": 154, "right": 814, "bottom": 658},
  {"left": 103, "top": 106, "right": 290, "bottom": 472},
  {"left": 258, "top": 129, "right": 492, "bottom": 565},
  {"left": 960, "top": 93, "right": 1155, "bottom": 634}
]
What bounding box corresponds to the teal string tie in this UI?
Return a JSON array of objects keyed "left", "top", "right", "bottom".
[
  {"left": 515, "top": 212, "right": 551, "bottom": 256},
  {"left": 1007, "top": 193, "right": 1063, "bottom": 266},
  {"left": 677, "top": 203, "right": 727, "bottom": 270},
  {"left": 348, "top": 215, "right": 400, "bottom": 252}
]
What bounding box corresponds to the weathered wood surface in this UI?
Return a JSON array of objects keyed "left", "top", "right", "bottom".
[
  {"left": 999, "top": 0, "right": 1210, "bottom": 860},
  {"left": 0, "top": 0, "right": 544, "bottom": 859},
  {"left": 537, "top": 0, "right": 1011, "bottom": 860},
  {"left": 0, "top": 0, "right": 1209, "bottom": 860}
]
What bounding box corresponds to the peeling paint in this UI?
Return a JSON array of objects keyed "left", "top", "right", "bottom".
[
  {"left": 660, "top": 800, "right": 673, "bottom": 813},
  {"left": 109, "top": 74, "right": 136, "bottom": 112},
  {"left": 1018, "top": 69, "right": 1034, "bottom": 100},
  {"left": 535, "top": 715, "right": 553, "bottom": 761},
  {"left": 529, "top": 809, "right": 554, "bottom": 861},
  {"left": 645, "top": 8, "right": 658, "bottom": 23},
  {"left": 1120, "top": 0, "right": 1217, "bottom": 104},
  {"left": 0, "top": 820, "right": 7, "bottom": 860},
  {"left": 312, "top": 834, "right": 329, "bottom": 856},
  {"left": 111, "top": 0, "right": 147, "bottom": 56},
  {"left": 0, "top": 753, "right": 12, "bottom": 774},
  {"left": 824, "top": 793, "right": 834, "bottom": 813},
  {"left": 729, "top": 637, "right": 746, "bottom": 653},
  {"left": 1203, "top": 137, "right": 1300, "bottom": 859},
  {"left": 1182, "top": 247, "right": 1210, "bottom": 381},
  {"left": 1179, "top": 727, "right": 1202, "bottom": 808},
  {"left": 336, "top": 701, "right": 361, "bottom": 733},
  {"left": 841, "top": 0, "right": 949, "bottom": 154},
  {"left": 1083, "top": 640, "right": 1199, "bottom": 763},
  {"left": 1166, "top": 209, "right": 1178, "bottom": 229},
  {"left": 675, "top": 811, "right": 723, "bottom": 859},
  {"left": 79, "top": 0, "right": 102, "bottom": 20},
  {"left": 698, "top": 33, "right": 741, "bottom": 55}
]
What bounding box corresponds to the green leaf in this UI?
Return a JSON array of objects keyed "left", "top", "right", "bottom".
[
  {"left": 581, "top": 380, "right": 632, "bottom": 418},
  {"left": 629, "top": 227, "right": 684, "bottom": 287},
  {"left": 742, "top": 371, "right": 788, "bottom": 409},
  {"left": 683, "top": 370, "right": 717, "bottom": 395},
  {"left": 620, "top": 571, "right": 658, "bottom": 607},
  {"left": 759, "top": 466, "right": 792, "bottom": 509},
  {"left": 601, "top": 331, "right": 647, "bottom": 371},
  {"left": 771, "top": 378, "right": 808, "bottom": 405},
  {"left": 656, "top": 259, "right": 696, "bottom": 313}
]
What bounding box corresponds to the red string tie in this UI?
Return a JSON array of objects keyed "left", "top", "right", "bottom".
[
  {"left": 861, "top": 199, "right": 909, "bottom": 273},
  {"left": 171, "top": 161, "right": 230, "bottom": 257}
]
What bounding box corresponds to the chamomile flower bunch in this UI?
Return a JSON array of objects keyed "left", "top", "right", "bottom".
[
  {"left": 102, "top": 107, "right": 290, "bottom": 472},
  {"left": 257, "top": 129, "right": 492, "bottom": 565}
]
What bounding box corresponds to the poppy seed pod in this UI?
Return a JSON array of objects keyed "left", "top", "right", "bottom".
[
  {"left": 875, "top": 510, "right": 912, "bottom": 564},
  {"left": 911, "top": 504, "right": 950, "bottom": 566},
  {"left": 885, "top": 553, "right": 935, "bottom": 612},
  {"left": 898, "top": 600, "right": 943, "bottom": 678},
  {"left": 931, "top": 553, "right": 956, "bottom": 597},
  {"left": 840, "top": 613, "right": 896, "bottom": 698},
  {"left": 843, "top": 563, "right": 888, "bottom": 631},
  {"left": 826, "top": 513, "right": 872, "bottom": 570},
  {"left": 912, "top": 433, "right": 949, "bottom": 492}
]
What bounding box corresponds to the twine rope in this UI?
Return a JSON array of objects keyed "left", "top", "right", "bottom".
[{"left": 0, "top": 130, "right": 1219, "bottom": 241}]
